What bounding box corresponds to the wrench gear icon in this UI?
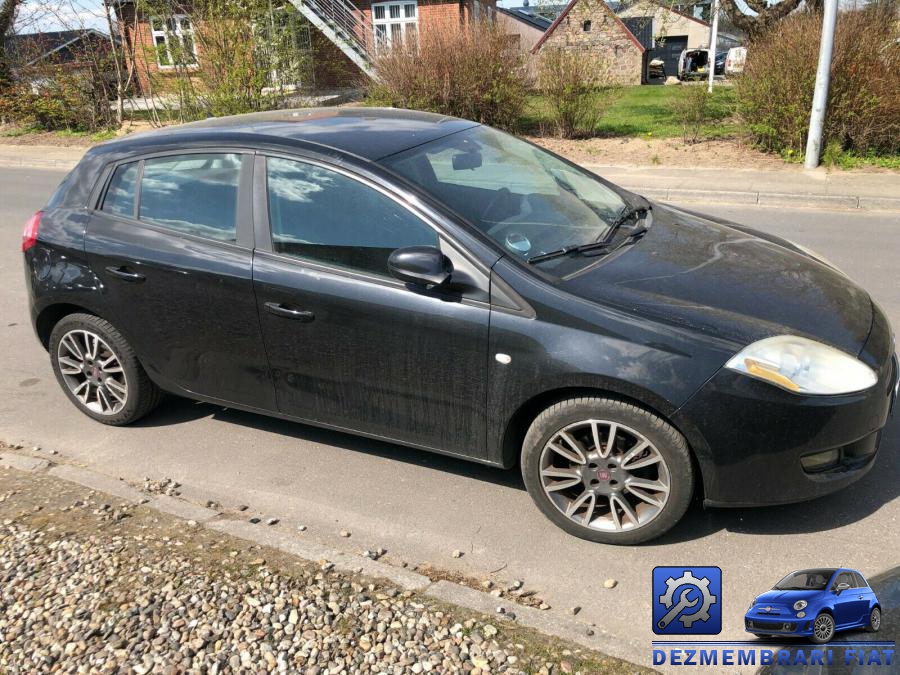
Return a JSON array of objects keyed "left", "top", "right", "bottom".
[{"left": 658, "top": 570, "right": 717, "bottom": 629}]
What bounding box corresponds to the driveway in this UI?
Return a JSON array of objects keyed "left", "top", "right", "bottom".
[{"left": 2, "top": 167, "right": 898, "bottom": 666}]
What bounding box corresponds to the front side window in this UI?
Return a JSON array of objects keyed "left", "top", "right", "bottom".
[
  {"left": 381, "top": 125, "right": 628, "bottom": 267},
  {"left": 832, "top": 572, "right": 854, "bottom": 590},
  {"left": 266, "top": 157, "right": 437, "bottom": 277},
  {"left": 372, "top": 1, "right": 417, "bottom": 53},
  {"left": 139, "top": 153, "right": 241, "bottom": 242},
  {"left": 102, "top": 161, "right": 139, "bottom": 217},
  {"left": 150, "top": 15, "right": 197, "bottom": 67}
]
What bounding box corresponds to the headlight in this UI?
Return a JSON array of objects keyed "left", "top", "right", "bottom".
[
  {"left": 726, "top": 335, "right": 877, "bottom": 395},
  {"left": 794, "top": 600, "right": 808, "bottom": 610},
  {"left": 749, "top": 597, "right": 756, "bottom": 609}
]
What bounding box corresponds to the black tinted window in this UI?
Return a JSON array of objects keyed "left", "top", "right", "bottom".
[
  {"left": 102, "top": 161, "right": 139, "bottom": 217},
  {"left": 266, "top": 157, "right": 437, "bottom": 276},
  {"left": 139, "top": 154, "right": 241, "bottom": 242}
]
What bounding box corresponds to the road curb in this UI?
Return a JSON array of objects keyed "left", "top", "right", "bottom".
[
  {"left": 0, "top": 157, "right": 80, "bottom": 170},
  {"left": 617, "top": 185, "right": 900, "bottom": 212},
  {"left": 0, "top": 450, "right": 632, "bottom": 664}
]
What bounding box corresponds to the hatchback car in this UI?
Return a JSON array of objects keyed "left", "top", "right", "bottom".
[
  {"left": 746, "top": 568, "right": 881, "bottom": 643},
  {"left": 23, "top": 108, "right": 898, "bottom": 544}
]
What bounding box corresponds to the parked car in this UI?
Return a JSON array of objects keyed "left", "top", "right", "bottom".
[
  {"left": 678, "top": 48, "right": 726, "bottom": 80},
  {"left": 725, "top": 46, "right": 747, "bottom": 76},
  {"left": 746, "top": 568, "right": 881, "bottom": 643},
  {"left": 23, "top": 109, "right": 898, "bottom": 544}
]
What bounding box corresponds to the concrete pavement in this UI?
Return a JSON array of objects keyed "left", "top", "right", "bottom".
[
  {"left": 1, "top": 168, "right": 899, "bottom": 670},
  {"left": 1, "top": 142, "right": 899, "bottom": 211}
]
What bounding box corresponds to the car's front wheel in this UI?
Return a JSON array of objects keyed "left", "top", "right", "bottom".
[
  {"left": 866, "top": 607, "right": 881, "bottom": 633},
  {"left": 811, "top": 612, "right": 835, "bottom": 644},
  {"left": 521, "top": 396, "right": 694, "bottom": 545},
  {"left": 49, "top": 313, "right": 161, "bottom": 425}
]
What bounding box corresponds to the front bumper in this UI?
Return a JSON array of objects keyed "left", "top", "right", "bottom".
[
  {"left": 744, "top": 612, "right": 813, "bottom": 636},
  {"left": 675, "top": 305, "right": 897, "bottom": 507}
]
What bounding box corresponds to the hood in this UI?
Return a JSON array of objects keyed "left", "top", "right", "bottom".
[
  {"left": 755, "top": 589, "right": 824, "bottom": 605},
  {"left": 558, "top": 204, "right": 873, "bottom": 354}
]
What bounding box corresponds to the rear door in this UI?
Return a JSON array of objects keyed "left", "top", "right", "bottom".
[
  {"left": 252, "top": 155, "right": 491, "bottom": 457},
  {"left": 84, "top": 151, "right": 276, "bottom": 410}
]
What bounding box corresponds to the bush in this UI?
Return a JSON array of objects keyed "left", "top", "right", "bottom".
[
  {"left": 535, "top": 48, "right": 611, "bottom": 139},
  {"left": 669, "top": 84, "right": 712, "bottom": 144},
  {"left": 368, "top": 18, "right": 527, "bottom": 130},
  {"left": 738, "top": 4, "right": 900, "bottom": 156},
  {"left": 0, "top": 69, "right": 115, "bottom": 132}
]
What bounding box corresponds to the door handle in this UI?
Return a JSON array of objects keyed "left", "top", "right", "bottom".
[
  {"left": 105, "top": 265, "right": 145, "bottom": 283},
  {"left": 264, "top": 302, "right": 315, "bottom": 322}
]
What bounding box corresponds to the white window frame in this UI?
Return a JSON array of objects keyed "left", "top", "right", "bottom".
[
  {"left": 372, "top": 1, "right": 417, "bottom": 54},
  {"left": 150, "top": 14, "right": 198, "bottom": 69}
]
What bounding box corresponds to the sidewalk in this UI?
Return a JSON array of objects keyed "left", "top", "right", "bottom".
[
  {"left": 0, "top": 450, "right": 646, "bottom": 674},
  {"left": 2, "top": 142, "right": 898, "bottom": 212}
]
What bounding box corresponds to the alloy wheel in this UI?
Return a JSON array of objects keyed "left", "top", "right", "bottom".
[
  {"left": 538, "top": 420, "right": 671, "bottom": 532},
  {"left": 56, "top": 329, "right": 129, "bottom": 415},
  {"left": 871, "top": 608, "right": 881, "bottom": 630},
  {"left": 814, "top": 614, "right": 835, "bottom": 642}
]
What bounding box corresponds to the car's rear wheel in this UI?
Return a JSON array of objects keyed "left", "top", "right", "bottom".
[
  {"left": 866, "top": 607, "right": 881, "bottom": 633},
  {"left": 521, "top": 396, "right": 694, "bottom": 545},
  {"left": 49, "top": 313, "right": 161, "bottom": 425},
  {"left": 811, "top": 612, "right": 835, "bottom": 644}
]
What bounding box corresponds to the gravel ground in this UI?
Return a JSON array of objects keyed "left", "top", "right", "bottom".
[{"left": 0, "top": 466, "right": 649, "bottom": 674}]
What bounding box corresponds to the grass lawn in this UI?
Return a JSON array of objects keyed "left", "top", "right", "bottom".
[{"left": 521, "top": 84, "right": 741, "bottom": 139}]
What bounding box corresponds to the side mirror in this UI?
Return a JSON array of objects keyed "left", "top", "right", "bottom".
[
  {"left": 388, "top": 246, "right": 452, "bottom": 287},
  {"left": 835, "top": 583, "right": 850, "bottom": 594}
]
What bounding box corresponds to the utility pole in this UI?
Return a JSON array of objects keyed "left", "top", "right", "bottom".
[
  {"left": 804, "top": 0, "right": 838, "bottom": 169},
  {"left": 707, "top": 0, "right": 720, "bottom": 93}
]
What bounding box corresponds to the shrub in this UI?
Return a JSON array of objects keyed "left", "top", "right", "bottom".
[
  {"left": 0, "top": 68, "right": 115, "bottom": 132},
  {"left": 738, "top": 4, "right": 900, "bottom": 156},
  {"left": 535, "top": 48, "right": 612, "bottom": 139},
  {"left": 669, "top": 84, "right": 712, "bottom": 144},
  {"left": 368, "top": 18, "right": 527, "bottom": 130}
]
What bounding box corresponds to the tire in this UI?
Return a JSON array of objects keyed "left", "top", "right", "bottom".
[
  {"left": 521, "top": 396, "right": 694, "bottom": 545},
  {"left": 810, "top": 612, "right": 835, "bottom": 644},
  {"left": 49, "top": 313, "right": 161, "bottom": 425},
  {"left": 865, "top": 607, "right": 881, "bottom": 633}
]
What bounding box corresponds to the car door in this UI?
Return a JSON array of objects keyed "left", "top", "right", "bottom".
[
  {"left": 85, "top": 151, "right": 276, "bottom": 410},
  {"left": 252, "top": 154, "right": 491, "bottom": 457},
  {"left": 830, "top": 571, "right": 865, "bottom": 628},
  {"left": 851, "top": 572, "right": 877, "bottom": 626}
]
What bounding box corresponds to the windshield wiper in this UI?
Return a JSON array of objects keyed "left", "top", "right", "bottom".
[
  {"left": 604, "top": 202, "right": 651, "bottom": 241},
  {"left": 527, "top": 223, "right": 650, "bottom": 265},
  {"left": 527, "top": 240, "right": 616, "bottom": 264}
]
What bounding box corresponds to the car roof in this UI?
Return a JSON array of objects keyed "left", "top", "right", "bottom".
[{"left": 97, "top": 107, "right": 480, "bottom": 162}]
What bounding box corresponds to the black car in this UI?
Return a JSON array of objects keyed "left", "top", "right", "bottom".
[{"left": 23, "top": 108, "right": 897, "bottom": 544}]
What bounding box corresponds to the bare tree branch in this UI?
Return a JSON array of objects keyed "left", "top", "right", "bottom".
[{"left": 0, "top": 0, "right": 23, "bottom": 86}]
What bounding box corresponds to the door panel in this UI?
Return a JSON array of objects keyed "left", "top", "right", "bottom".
[
  {"left": 84, "top": 152, "right": 275, "bottom": 409},
  {"left": 253, "top": 253, "right": 489, "bottom": 456}
]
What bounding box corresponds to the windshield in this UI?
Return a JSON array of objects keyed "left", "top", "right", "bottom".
[
  {"left": 773, "top": 569, "right": 836, "bottom": 591},
  {"left": 380, "top": 126, "right": 629, "bottom": 264}
]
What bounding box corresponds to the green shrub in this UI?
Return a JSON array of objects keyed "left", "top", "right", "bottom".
[
  {"left": 535, "top": 48, "right": 613, "bottom": 139},
  {"left": 738, "top": 5, "right": 900, "bottom": 156},
  {"left": 368, "top": 18, "right": 527, "bottom": 130},
  {"left": 669, "top": 84, "right": 712, "bottom": 144}
]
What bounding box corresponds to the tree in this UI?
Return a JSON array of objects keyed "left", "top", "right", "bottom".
[
  {"left": 719, "top": 0, "right": 805, "bottom": 38},
  {"left": 0, "top": 0, "right": 22, "bottom": 87}
]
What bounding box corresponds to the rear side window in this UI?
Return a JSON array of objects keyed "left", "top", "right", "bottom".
[
  {"left": 266, "top": 157, "right": 438, "bottom": 277},
  {"left": 139, "top": 154, "right": 241, "bottom": 242},
  {"left": 853, "top": 572, "right": 868, "bottom": 588},
  {"left": 102, "top": 161, "right": 139, "bottom": 217}
]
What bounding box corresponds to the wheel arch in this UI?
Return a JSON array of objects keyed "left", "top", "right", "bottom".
[
  {"left": 36, "top": 303, "right": 100, "bottom": 349},
  {"left": 500, "top": 384, "right": 710, "bottom": 500}
]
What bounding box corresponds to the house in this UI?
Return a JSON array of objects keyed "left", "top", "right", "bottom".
[
  {"left": 529, "top": 0, "right": 646, "bottom": 86},
  {"left": 495, "top": 1, "right": 565, "bottom": 51},
  {"left": 3, "top": 29, "right": 114, "bottom": 77},
  {"left": 616, "top": 0, "right": 741, "bottom": 77},
  {"left": 115, "top": 0, "right": 496, "bottom": 95}
]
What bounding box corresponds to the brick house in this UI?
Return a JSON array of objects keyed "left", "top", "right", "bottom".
[
  {"left": 530, "top": 0, "right": 645, "bottom": 86},
  {"left": 115, "top": 0, "right": 496, "bottom": 95}
]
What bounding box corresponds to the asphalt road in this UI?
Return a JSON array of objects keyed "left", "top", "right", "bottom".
[{"left": 2, "top": 168, "right": 898, "bottom": 667}]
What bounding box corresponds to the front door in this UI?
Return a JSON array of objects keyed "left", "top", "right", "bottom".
[
  {"left": 85, "top": 152, "right": 276, "bottom": 410},
  {"left": 253, "top": 156, "right": 490, "bottom": 457}
]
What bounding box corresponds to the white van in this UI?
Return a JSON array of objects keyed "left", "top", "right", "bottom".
[{"left": 725, "top": 47, "right": 747, "bottom": 75}]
